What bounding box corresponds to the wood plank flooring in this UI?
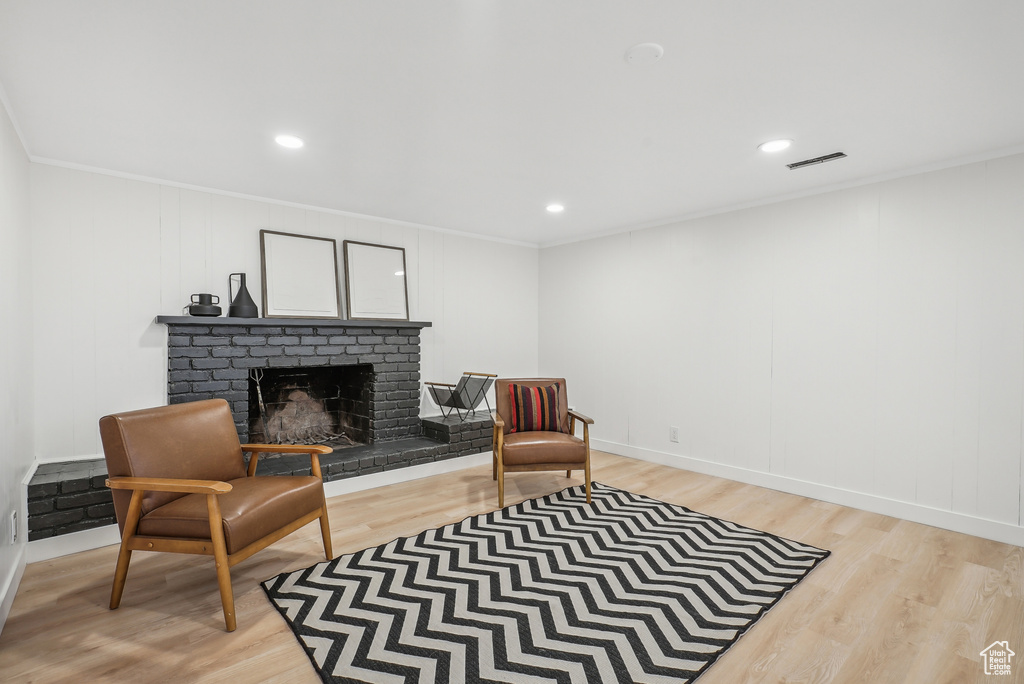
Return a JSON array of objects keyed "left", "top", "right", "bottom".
[{"left": 1, "top": 451, "right": 1021, "bottom": 683}]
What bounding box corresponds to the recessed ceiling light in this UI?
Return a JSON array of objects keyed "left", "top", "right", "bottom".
[
  {"left": 546, "top": 204, "right": 565, "bottom": 213},
  {"left": 758, "top": 139, "right": 792, "bottom": 153},
  {"left": 625, "top": 43, "right": 664, "bottom": 65},
  {"left": 275, "top": 134, "right": 304, "bottom": 149}
]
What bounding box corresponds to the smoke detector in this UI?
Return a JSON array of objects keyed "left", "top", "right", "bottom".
[{"left": 625, "top": 43, "right": 664, "bottom": 65}]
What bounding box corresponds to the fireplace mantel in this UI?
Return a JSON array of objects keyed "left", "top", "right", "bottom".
[{"left": 156, "top": 315, "right": 431, "bottom": 328}]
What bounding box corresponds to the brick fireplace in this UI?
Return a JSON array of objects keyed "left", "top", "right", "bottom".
[
  {"left": 160, "top": 316, "right": 429, "bottom": 445},
  {"left": 27, "top": 315, "right": 496, "bottom": 541}
]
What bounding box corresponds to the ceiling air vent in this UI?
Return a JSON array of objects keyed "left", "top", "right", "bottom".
[{"left": 787, "top": 152, "right": 847, "bottom": 170}]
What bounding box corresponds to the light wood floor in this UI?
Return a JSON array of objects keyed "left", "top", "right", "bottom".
[{"left": 1, "top": 451, "right": 1021, "bottom": 683}]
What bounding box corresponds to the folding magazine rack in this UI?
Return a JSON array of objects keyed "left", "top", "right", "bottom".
[{"left": 425, "top": 372, "right": 497, "bottom": 421}]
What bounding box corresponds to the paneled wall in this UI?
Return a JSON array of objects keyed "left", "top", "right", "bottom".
[
  {"left": 0, "top": 99, "right": 32, "bottom": 629},
  {"left": 29, "top": 164, "right": 539, "bottom": 462},
  {"left": 540, "top": 153, "right": 1024, "bottom": 544}
]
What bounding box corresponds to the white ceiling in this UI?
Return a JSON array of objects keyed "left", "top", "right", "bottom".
[{"left": 2, "top": 1, "right": 1023, "bottom": 247}]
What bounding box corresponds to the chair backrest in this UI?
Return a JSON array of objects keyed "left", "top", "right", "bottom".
[
  {"left": 494, "top": 378, "right": 570, "bottom": 435},
  {"left": 99, "top": 399, "right": 247, "bottom": 529}
]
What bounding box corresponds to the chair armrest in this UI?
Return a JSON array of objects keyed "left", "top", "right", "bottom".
[
  {"left": 105, "top": 476, "right": 232, "bottom": 495},
  {"left": 567, "top": 409, "right": 594, "bottom": 425},
  {"left": 241, "top": 444, "right": 330, "bottom": 478},
  {"left": 241, "top": 444, "right": 333, "bottom": 455},
  {"left": 491, "top": 412, "right": 505, "bottom": 429},
  {"left": 424, "top": 381, "right": 457, "bottom": 388},
  {"left": 465, "top": 372, "right": 497, "bottom": 378}
]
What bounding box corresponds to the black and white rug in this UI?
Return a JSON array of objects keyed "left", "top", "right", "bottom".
[{"left": 263, "top": 482, "right": 829, "bottom": 683}]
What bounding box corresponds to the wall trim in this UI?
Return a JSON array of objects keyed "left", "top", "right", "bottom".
[
  {"left": 26, "top": 450, "right": 491, "bottom": 564},
  {"left": 540, "top": 144, "right": 1024, "bottom": 248},
  {"left": 0, "top": 545, "right": 27, "bottom": 638},
  {"left": 593, "top": 439, "right": 1024, "bottom": 548},
  {"left": 29, "top": 157, "right": 537, "bottom": 248}
]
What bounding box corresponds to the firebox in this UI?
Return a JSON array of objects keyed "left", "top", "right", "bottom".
[{"left": 248, "top": 364, "right": 374, "bottom": 449}]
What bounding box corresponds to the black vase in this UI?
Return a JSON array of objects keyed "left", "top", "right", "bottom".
[{"left": 227, "top": 273, "right": 259, "bottom": 318}]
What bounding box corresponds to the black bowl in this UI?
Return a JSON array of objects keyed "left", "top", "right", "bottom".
[{"left": 188, "top": 304, "right": 222, "bottom": 317}]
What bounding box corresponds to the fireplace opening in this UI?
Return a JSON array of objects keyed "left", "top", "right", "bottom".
[{"left": 248, "top": 364, "right": 374, "bottom": 449}]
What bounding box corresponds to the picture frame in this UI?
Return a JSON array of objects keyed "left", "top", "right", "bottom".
[
  {"left": 342, "top": 240, "right": 410, "bottom": 320},
  {"left": 260, "top": 230, "right": 341, "bottom": 319}
]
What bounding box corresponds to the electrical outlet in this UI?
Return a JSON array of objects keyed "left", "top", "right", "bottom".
[
  {"left": 9, "top": 510, "right": 17, "bottom": 544},
  {"left": 669, "top": 426, "right": 679, "bottom": 443}
]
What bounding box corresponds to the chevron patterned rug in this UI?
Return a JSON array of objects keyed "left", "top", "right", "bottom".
[{"left": 262, "top": 482, "right": 829, "bottom": 683}]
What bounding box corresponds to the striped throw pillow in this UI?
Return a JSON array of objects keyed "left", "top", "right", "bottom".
[{"left": 508, "top": 383, "right": 563, "bottom": 433}]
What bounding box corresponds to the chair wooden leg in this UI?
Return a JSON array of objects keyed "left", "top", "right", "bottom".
[
  {"left": 318, "top": 505, "right": 334, "bottom": 560},
  {"left": 109, "top": 545, "right": 133, "bottom": 610},
  {"left": 566, "top": 470, "right": 571, "bottom": 478},
  {"left": 207, "top": 494, "right": 236, "bottom": 632},
  {"left": 497, "top": 463, "right": 505, "bottom": 508},
  {"left": 110, "top": 489, "right": 144, "bottom": 610},
  {"left": 585, "top": 457, "right": 592, "bottom": 503},
  {"left": 492, "top": 452, "right": 497, "bottom": 481}
]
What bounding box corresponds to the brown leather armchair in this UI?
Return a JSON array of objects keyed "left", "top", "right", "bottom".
[
  {"left": 99, "top": 398, "right": 334, "bottom": 632},
  {"left": 491, "top": 378, "right": 594, "bottom": 508}
]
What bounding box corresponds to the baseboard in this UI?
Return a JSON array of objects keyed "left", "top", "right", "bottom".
[
  {"left": 0, "top": 545, "right": 27, "bottom": 638},
  {"left": 322, "top": 451, "right": 491, "bottom": 498},
  {"left": 593, "top": 439, "right": 1024, "bottom": 548},
  {"left": 26, "top": 450, "right": 492, "bottom": 563}
]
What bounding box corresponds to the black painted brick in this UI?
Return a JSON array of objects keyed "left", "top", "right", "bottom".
[
  {"left": 28, "top": 500, "right": 54, "bottom": 515},
  {"left": 192, "top": 336, "right": 230, "bottom": 346},
  {"left": 301, "top": 336, "right": 329, "bottom": 345},
  {"left": 192, "top": 358, "right": 230, "bottom": 370},
  {"left": 29, "top": 509, "right": 83, "bottom": 530},
  {"left": 213, "top": 368, "right": 250, "bottom": 380},
  {"left": 315, "top": 346, "right": 345, "bottom": 355},
  {"left": 249, "top": 346, "right": 285, "bottom": 357},
  {"left": 212, "top": 347, "right": 249, "bottom": 357},
  {"left": 346, "top": 345, "right": 373, "bottom": 354},
  {"left": 169, "top": 347, "right": 211, "bottom": 358},
  {"left": 230, "top": 357, "right": 269, "bottom": 368},
  {"left": 192, "top": 380, "right": 231, "bottom": 393},
  {"left": 328, "top": 335, "right": 357, "bottom": 345},
  {"left": 87, "top": 503, "right": 116, "bottom": 519},
  {"left": 60, "top": 478, "right": 90, "bottom": 494},
  {"left": 267, "top": 336, "right": 300, "bottom": 345},
  {"left": 232, "top": 336, "right": 268, "bottom": 345},
  {"left": 170, "top": 370, "right": 214, "bottom": 382},
  {"left": 168, "top": 382, "right": 191, "bottom": 395},
  {"left": 55, "top": 490, "right": 113, "bottom": 510}
]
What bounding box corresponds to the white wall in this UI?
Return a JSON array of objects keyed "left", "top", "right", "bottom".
[
  {"left": 0, "top": 99, "right": 32, "bottom": 631},
  {"left": 29, "top": 164, "right": 539, "bottom": 462},
  {"left": 540, "top": 153, "right": 1024, "bottom": 546}
]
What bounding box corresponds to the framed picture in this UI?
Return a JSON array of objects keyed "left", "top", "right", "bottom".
[
  {"left": 342, "top": 240, "right": 410, "bottom": 320},
  {"left": 260, "top": 230, "right": 341, "bottom": 319}
]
